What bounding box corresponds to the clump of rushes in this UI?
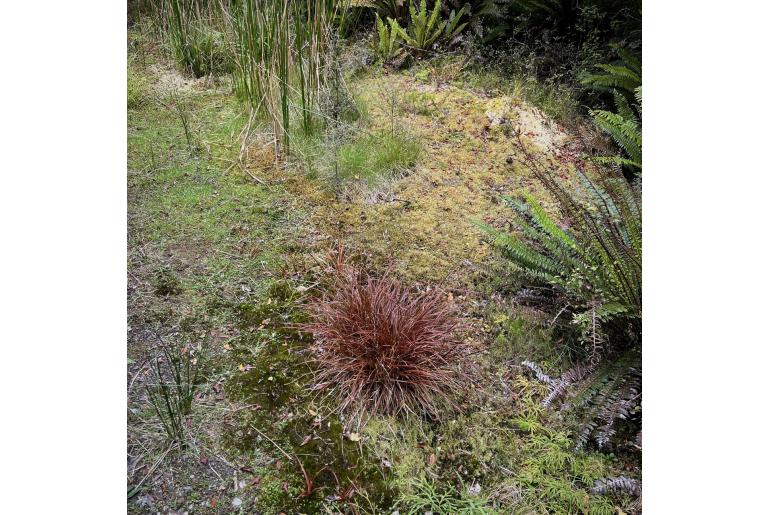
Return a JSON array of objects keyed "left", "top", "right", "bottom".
[
  {"left": 146, "top": 335, "right": 207, "bottom": 443},
  {"left": 303, "top": 253, "right": 467, "bottom": 422}
]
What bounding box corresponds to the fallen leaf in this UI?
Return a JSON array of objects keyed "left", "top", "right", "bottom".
[
  {"left": 199, "top": 455, "right": 208, "bottom": 465},
  {"left": 250, "top": 476, "right": 261, "bottom": 486},
  {"left": 428, "top": 453, "right": 436, "bottom": 466}
]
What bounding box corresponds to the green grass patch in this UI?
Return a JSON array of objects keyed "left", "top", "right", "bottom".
[
  {"left": 127, "top": 74, "right": 292, "bottom": 307},
  {"left": 127, "top": 63, "right": 148, "bottom": 109},
  {"left": 337, "top": 130, "right": 420, "bottom": 184}
]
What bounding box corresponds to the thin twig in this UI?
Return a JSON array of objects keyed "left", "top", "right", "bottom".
[
  {"left": 130, "top": 443, "right": 175, "bottom": 493},
  {"left": 250, "top": 425, "right": 292, "bottom": 461}
]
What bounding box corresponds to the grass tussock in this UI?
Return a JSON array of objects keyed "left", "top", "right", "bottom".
[
  {"left": 337, "top": 130, "right": 421, "bottom": 184},
  {"left": 303, "top": 252, "right": 468, "bottom": 421}
]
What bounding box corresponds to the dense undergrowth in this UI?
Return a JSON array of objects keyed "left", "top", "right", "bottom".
[{"left": 128, "top": 0, "right": 641, "bottom": 512}]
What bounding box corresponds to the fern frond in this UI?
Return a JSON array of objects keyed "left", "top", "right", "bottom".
[
  {"left": 634, "top": 86, "right": 642, "bottom": 117},
  {"left": 591, "top": 155, "right": 640, "bottom": 169},
  {"left": 612, "top": 44, "right": 642, "bottom": 75},
  {"left": 591, "top": 109, "right": 641, "bottom": 166},
  {"left": 582, "top": 64, "right": 640, "bottom": 93},
  {"left": 374, "top": 14, "right": 405, "bottom": 61},
  {"left": 443, "top": 6, "right": 468, "bottom": 40},
  {"left": 592, "top": 476, "right": 641, "bottom": 497},
  {"left": 522, "top": 360, "right": 558, "bottom": 387},
  {"left": 613, "top": 91, "right": 634, "bottom": 121}
]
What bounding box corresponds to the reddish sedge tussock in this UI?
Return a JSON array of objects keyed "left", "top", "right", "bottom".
[{"left": 302, "top": 254, "right": 469, "bottom": 421}]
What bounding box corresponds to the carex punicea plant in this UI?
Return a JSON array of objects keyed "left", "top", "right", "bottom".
[{"left": 302, "top": 249, "right": 469, "bottom": 424}]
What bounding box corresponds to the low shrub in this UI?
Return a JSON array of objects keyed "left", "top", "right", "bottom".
[{"left": 302, "top": 253, "right": 467, "bottom": 421}]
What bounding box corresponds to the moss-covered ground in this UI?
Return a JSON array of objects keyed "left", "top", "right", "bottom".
[{"left": 128, "top": 29, "right": 637, "bottom": 514}]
